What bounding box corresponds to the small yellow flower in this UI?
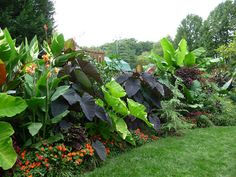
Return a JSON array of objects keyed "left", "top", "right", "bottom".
[{"left": 54, "top": 67, "right": 59, "bottom": 74}]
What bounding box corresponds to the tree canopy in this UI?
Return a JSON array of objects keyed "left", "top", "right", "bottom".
[
  {"left": 174, "top": 14, "right": 203, "bottom": 51},
  {"left": 200, "top": 0, "right": 236, "bottom": 56},
  {"left": 0, "top": 0, "right": 55, "bottom": 44}
]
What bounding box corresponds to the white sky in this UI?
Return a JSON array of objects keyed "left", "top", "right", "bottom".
[{"left": 54, "top": 0, "right": 224, "bottom": 47}]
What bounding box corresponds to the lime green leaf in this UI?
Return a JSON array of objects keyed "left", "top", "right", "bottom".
[
  {"left": 0, "top": 93, "right": 27, "bottom": 117},
  {"left": 51, "top": 86, "right": 70, "bottom": 101},
  {"left": 28, "top": 123, "right": 42, "bottom": 136},
  {"left": 109, "top": 112, "right": 129, "bottom": 139},
  {"left": 102, "top": 87, "right": 129, "bottom": 116},
  {"left": 95, "top": 99, "right": 104, "bottom": 107},
  {"left": 160, "top": 38, "right": 175, "bottom": 66},
  {"left": 0, "top": 121, "right": 17, "bottom": 170},
  {"left": 127, "top": 99, "right": 152, "bottom": 127},
  {"left": 184, "top": 52, "right": 196, "bottom": 67},
  {"left": 176, "top": 39, "right": 187, "bottom": 66},
  {"left": 105, "top": 80, "right": 126, "bottom": 98}
]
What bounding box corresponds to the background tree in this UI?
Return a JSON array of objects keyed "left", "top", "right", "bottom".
[
  {"left": 100, "top": 38, "right": 154, "bottom": 68},
  {"left": 0, "top": 0, "right": 55, "bottom": 44},
  {"left": 174, "top": 14, "right": 203, "bottom": 51},
  {"left": 201, "top": 0, "right": 236, "bottom": 56}
]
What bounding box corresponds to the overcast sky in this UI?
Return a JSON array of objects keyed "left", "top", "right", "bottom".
[{"left": 54, "top": 0, "right": 224, "bottom": 47}]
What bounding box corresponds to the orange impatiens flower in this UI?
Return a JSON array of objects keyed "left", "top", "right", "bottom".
[{"left": 21, "top": 150, "right": 27, "bottom": 160}]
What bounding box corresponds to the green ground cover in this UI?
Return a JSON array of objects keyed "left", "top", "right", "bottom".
[{"left": 83, "top": 127, "right": 236, "bottom": 177}]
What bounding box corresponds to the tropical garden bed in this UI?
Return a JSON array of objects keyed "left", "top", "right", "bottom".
[{"left": 0, "top": 24, "right": 235, "bottom": 177}]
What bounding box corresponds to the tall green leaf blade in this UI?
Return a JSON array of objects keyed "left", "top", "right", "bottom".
[
  {"left": 176, "top": 39, "right": 187, "bottom": 66},
  {"left": 51, "top": 33, "right": 65, "bottom": 56},
  {"left": 160, "top": 38, "right": 175, "bottom": 66},
  {"left": 0, "top": 94, "right": 27, "bottom": 117},
  {"left": 184, "top": 52, "right": 196, "bottom": 67}
]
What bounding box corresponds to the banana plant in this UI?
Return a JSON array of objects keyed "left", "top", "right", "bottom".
[{"left": 149, "top": 38, "right": 197, "bottom": 74}]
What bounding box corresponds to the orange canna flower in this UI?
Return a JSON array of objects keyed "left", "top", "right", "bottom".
[
  {"left": 28, "top": 174, "right": 33, "bottom": 177},
  {"left": 41, "top": 147, "right": 45, "bottom": 151},
  {"left": 42, "top": 54, "right": 50, "bottom": 63}
]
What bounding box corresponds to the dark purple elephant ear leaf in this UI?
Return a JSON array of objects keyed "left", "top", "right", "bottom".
[
  {"left": 95, "top": 105, "right": 112, "bottom": 125},
  {"left": 62, "top": 88, "right": 80, "bottom": 105},
  {"left": 92, "top": 140, "right": 106, "bottom": 161},
  {"left": 78, "top": 93, "right": 96, "bottom": 121},
  {"left": 116, "top": 73, "right": 131, "bottom": 84},
  {"left": 125, "top": 78, "right": 141, "bottom": 97},
  {"left": 149, "top": 114, "right": 161, "bottom": 131},
  {"left": 77, "top": 60, "right": 102, "bottom": 83},
  {"left": 51, "top": 97, "right": 69, "bottom": 117}
]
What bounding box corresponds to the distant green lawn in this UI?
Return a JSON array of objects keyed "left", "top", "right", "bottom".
[{"left": 82, "top": 127, "right": 236, "bottom": 177}]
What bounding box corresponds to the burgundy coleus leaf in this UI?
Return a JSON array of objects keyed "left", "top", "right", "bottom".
[{"left": 0, "top": 60, "right": 6, "bottom": 86}]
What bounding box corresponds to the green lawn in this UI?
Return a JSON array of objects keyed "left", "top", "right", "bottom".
[{"left": 82, "top": 127, "right": 236, "bottom": 177}]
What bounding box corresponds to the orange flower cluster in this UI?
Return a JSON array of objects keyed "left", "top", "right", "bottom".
[
  {"left": 85, "top": 143, "right": 94, "bottom": 156},
  {"left": 135, "top": 128, "right": 149, "bottom": 141},
  {"left": 25, "top": 63, "right": 37, "bottom": 75},
  {"left": 16, "top": 143, "right": 97, "bottom": 176},
  {"left": 105, "top": 147, "right": 110, "bottom": 155},
  {"left": 42, "top": 54, "right": 51, "bottom": 69}
]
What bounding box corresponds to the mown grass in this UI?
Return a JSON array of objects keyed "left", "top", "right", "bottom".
[{"left": 82, "top": 127, "right": 236, "bottom": 177}]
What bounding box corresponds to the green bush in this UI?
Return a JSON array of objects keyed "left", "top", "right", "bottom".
[
  {"left": 208, "top": 97, "right": 236, "bottom": 126},
  {"left": 196, "top": 115, "right": 214, "bottom": 128}
]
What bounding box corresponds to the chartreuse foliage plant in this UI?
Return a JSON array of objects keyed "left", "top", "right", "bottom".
[
  {"left": 149, "top": 38, "right": 197, "bottom": 74},
  {"left": 0, "top": 94, "right": 27, "bottom": 170},
  {"left": 99, "top": 80, "right": 153, "bottom": 145}
]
